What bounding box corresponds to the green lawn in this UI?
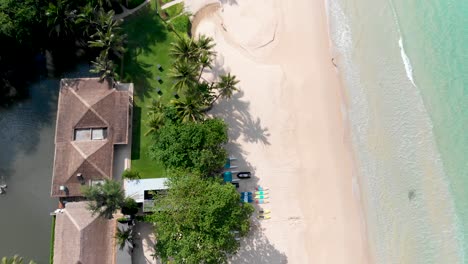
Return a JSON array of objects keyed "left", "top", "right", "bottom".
[
  {"left": 121, "top": 0, "right": 188, "bottom": 178},
  {"left": 49, "top": 216, "right": 56, "bottom": 264},
  {"left": 164, "top": 2, "right": 184, "bottom": 18}
]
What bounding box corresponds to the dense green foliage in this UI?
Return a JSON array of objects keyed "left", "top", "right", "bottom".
[
  {"left": 164, "top": 2, "right": 183, "bottom": 18},
  {"left": 149, "top": 118, "right": 228, "bottom": 174},
  {"left": 0, "top": 0, "right": 128, "bottom": 105},
  {"left": 122, "top": 168, "right": 141, "bottom": 180},
  {"left": 125, "top": 0, "right": 145, "bottom": 9},
  {"left": 149, "top": 172, "right": 254, "bottom": 263},
  {"left": 115, "top": 226, "right": 135, "bottom": 250},
  {"left": 82, "top": 179, "right": 125, "bottom": 219},
  {"left": 121, "top": 197, "right": 139, "bottom": 215}
]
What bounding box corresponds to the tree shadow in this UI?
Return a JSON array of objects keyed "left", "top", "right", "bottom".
[
  {"left": 219, "top": 0, "right": 239, "bottom": 6},
  {"left": 210, "top": 90, "right": 270, "bottom": 145},
  {"left": 231, "top": 219, "right": 288, "bottom": 263},
  {"left": 123, "top": 5, "right": 168, "bottom": 55},
  {"left": 132, "top": 106, "right": 142, "bottom": 160},
  {"left": 0, "top": 64, "right": 91, "bottom": 182},
  {"left": 0, "top": 64, "right": 90, "bottom": 263},
  {"left": 121, "top": 4, "right": 168, "bottom": 100},
  {"left": 132, "top": 221, "right": 157, "bottom": 264}
]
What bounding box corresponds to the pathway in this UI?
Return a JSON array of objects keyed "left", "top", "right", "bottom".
[
  {"left": 115, "top": 0, "right": 151, "bottom": 20},
  {"left": 132, "top": 222, "right": 159, "bottom": 264},
  {"left": 161, "top": 0, "right": 184, "bottom": 10}
]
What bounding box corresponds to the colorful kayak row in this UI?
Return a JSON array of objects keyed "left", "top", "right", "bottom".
[{"left": 240, "top": 187, "right": 270, "bottom": 204}]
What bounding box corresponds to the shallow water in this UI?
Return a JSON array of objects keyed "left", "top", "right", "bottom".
[
  {"left": 0, "top": 65, "right": 92, "bottom": 263},
  {"left": 327, "top": 0, "right": 467, "bottom": 262}
]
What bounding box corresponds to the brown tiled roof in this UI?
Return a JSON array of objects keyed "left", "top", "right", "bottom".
[
  {"left": 52, "top": 78, "right": 129, "bottom": 197},
  {"left": 53, "top": 202, "right": 116, "bottom": 264}
]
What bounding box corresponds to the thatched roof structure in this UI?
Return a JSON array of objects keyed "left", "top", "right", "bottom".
[
  {"left": 51, "top": 78, "right": 130, "bottom": 197},
  {"left": 53, "top": 202, "right": 115, "bottom": 264}
]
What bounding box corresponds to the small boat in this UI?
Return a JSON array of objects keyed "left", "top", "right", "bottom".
[
  {"left": 255, "top": 199, "right": 269, "bottom": 204},
  {"left": 255, "top": 186, "right": 268, "bottom": 191},
  {"left": 240, "top": 192, "right": 253, "bottom": 203},
  {"left": 0, "top": 176, "right": 6, "bottom": 194},
  {"left": 257, "top": 215, "right": 271, "bottom": 220},
  {"left": 255, "top": 195, "right": 269, "bottom": 199},
  {"left": 258, "top": 209, "right": 271, "bottom": 214},
  {"left": 255, "top": 191, "right": 268, "bottom": 195},
  {"left": 236, "top": 172, "right": 251, "bottom": 179}
]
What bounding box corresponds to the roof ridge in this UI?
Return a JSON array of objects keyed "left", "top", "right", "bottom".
[
  {"left": 69, "top": 88, "right": 110, "bottom": 127},
  {"left": 65, "top": 209, "right": 82, "bottom": 230},
  {"left": 71, "top": 142, "right": 110, "bottom": 178}
]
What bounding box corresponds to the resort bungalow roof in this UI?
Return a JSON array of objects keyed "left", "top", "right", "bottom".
[
  {"left": 51, "top": 78, "right": 130, "bottom": 197},
  {"left": 53, "top": 202, "right": 115, "bottom": 264}
]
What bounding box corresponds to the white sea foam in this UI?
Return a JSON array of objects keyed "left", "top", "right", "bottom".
[
  {"left": 326, "top": 0, "right": 464, "bottom": 262},
  {"left": 390, "top": 0, "right": 417, "bottom": 87},
  {"left": 398, "top": 38, "right": 417, "bottom": 87}
]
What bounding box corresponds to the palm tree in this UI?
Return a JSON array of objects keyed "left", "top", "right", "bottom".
[
  {"left": 115, "top": 227, "right": 135, "bottom": 250},
  {"left": 88, "top": 9, "right": 126, "bottom": 58},
  {"left": 171, "top": 96, "right": 205, "bottom": 123},
  {"left": 89, "top": 27, "right": 126, "bottom": 58},
  {"left": 170, "top": 37, "right": 199, "bottom": 63},
  {"left": 196, "top": 35, "right": 216, "bottom": 58},
  {"left": 74, "top": 4, "right": 97, "bottom": 40},
  {"left": 169, "top": 60, "right": 198, "bottom": 94},
  {"left": 1, "top": 256, "right": 35, "bottom": 264},
  {"left": 211, "top": 73, "right": 240, "bottom": 105},
  {"left": 197, "top": 53, "right": 213, "bottom": 82},
  {"left": 147, "top": 98, "right": 164, "bottom": 116},
  {"left": 82, "top": 179, "right": 125, "bottom": 219},
  {"left": 90, "top": 51, "right": 119, "bottom": 82},
  {"left": 145, "top": 113, "right": 166, "bottom": 136},
  {"left": 192, "top": 81, "right": 213, "bottom": 106},
  {"left": 46, "top": 0, "right": 77, "bottom": 38}
]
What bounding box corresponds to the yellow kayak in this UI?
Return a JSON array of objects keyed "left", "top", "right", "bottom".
[{"left": 257, "top": 214, "right": 271, "bottom": 220}]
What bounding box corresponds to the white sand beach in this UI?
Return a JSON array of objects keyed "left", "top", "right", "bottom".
[{"left": 187, "top": 0, "right": 371, "bottom": 263}]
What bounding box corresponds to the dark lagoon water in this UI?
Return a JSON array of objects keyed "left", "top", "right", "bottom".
[{"left": 0, "top": 65, "right": 91, "bottom": 263}]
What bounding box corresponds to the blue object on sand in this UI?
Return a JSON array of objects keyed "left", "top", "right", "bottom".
[
  {"left": 241, "top": 192, "right": 253, "bottom": 203},
  {"left": 224, "top": 159, "right": 231, "bottom": 169},
  {"left": 223, "top": 171, "right": 233, "bottom": 182}
]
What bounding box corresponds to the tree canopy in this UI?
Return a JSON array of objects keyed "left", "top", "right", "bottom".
[
  {"left": 0, "top": 0, "right": 130, "bottom": 105},
  {"left": 149, "top": 172, "right": 254, "bottom": 264},
  {"left": 82, "top": 179, "right": 125, "bottom": 219},
  {"left": 149, "top": 118, "right": 228, "bottom": 174}
]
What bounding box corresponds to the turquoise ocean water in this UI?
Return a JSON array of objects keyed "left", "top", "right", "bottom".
[{"left": 326, "top": 0, "right": 467, "bottom": 262}]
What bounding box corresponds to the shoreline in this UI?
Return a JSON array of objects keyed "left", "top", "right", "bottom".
[{"left": 188, "top": 0, "right": 371, "bottom": 262}]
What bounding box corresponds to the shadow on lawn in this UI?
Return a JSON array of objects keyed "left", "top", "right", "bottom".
[
  {"left": 132, "top": 105, "right": 142, "bottom": 159},
  {"left": 121, "top": 4, "right": 168, "bottom": 100}
]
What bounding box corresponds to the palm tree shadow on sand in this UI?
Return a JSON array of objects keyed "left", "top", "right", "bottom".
[
  {"left": 209, "top": 90, "right": 270, "bottom": 145},
  {"left": 207, "top": 74, "right": 285, "bottom": 263},
  {"left": 230, "top": 220, "right": 288, "bottom": 264}
]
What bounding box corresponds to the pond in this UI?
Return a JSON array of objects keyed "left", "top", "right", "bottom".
[{"left": 0, "top": 65, "right": 91, "bottom": 263}]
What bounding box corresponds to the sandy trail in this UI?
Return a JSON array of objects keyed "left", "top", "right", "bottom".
[{"left": 188, "top": 0, "right": 371, "bottom": 263}]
